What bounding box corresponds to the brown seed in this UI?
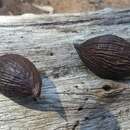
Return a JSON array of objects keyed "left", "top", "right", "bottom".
[
  {"left": 0, "top": 54, "right": 42, "bottom": 99},
  {"left": 74, "top": 35, "right": 130, "bottom": 80}
]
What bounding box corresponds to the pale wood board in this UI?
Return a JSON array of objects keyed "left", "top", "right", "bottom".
[{"left": 0, "top": 8, "right": 130, "bottom": 130}]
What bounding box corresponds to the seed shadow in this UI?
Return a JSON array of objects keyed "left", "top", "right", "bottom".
[
  {"left": 79, "top": 104, "right": 120, "bottom": 130},
  {"left": 9, "top": 74, "right": 67, "bottom": 121}
]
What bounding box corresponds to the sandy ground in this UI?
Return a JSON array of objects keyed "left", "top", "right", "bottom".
[{"left": 0, "top": 0, "right": 129, "bottom": 15}]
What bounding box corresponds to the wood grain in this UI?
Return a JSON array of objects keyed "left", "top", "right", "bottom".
[{"left": 0, "top": 9, "right": 130, "bottom": 130}]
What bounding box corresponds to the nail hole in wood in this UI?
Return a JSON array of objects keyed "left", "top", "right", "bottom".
[
  {"left": 74, "top": 85, "right": 79, "bottom": 89},
  {"left": 102, "top": 85, "right": 112, "bottom": 91},
  {"left": 50, "top": 52, "right": 54, "bottom": 56},
  {"left": 85, "top": 97, "right": 88, "bottom": 101},
  {"left": 78, "top": 106, "right": 83, "bottom": 111},
  {"left": 84, "top": 116, "right": 89, "bottom": 120},
  {"left": 81, "top": 82, "right": 84, "bottom": 84}
]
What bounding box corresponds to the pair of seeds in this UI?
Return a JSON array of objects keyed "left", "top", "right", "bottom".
[{"left": 0, "top": 34, "right": 129, "bottom": 100}]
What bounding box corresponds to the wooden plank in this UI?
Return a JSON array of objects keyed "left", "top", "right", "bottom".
[{"left": 0, "top": 8, "right": 130, "bottom": 130}]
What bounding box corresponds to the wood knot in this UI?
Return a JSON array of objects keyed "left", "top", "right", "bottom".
[
  {"left": 102, "top": 85, "right": 112, "bottom": 91},
  {"left": 92, "top": 80, "right": 128, "bottom": 99}
]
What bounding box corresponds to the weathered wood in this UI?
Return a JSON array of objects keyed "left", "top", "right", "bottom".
[{"left": 0, "top": 8, "right": 130, "bottom": 130}]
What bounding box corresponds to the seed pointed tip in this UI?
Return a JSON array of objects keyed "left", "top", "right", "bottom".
[
  {"left": 73, "top": 43, "right": 81, "bottom": 55},
  {"left": 73, "top": 43, "right": 80, "bottom": 50}
]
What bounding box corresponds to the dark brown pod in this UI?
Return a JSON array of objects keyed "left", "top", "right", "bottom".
[
  {"left": 74, "top": 35, "right": 130, "bottom": 80},
  {"left": 0, "top": 54, "right": 42, "bottom": 99}
]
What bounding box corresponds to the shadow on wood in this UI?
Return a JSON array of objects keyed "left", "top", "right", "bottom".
[
  {"left": 6, "top": 74, "right": 67, "bottom": 121},
  {"left": 79, "top": 104, "right": 120, "bottom": 130}
]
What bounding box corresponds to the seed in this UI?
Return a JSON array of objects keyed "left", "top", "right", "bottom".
[
  {"left": 0, "top": 54, "right": 42, "bottom": 100},
  {"left": 74, "top": 35, "right": 130, "bottom": 80}
]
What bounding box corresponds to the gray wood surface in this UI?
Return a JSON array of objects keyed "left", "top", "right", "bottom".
[{"left": 0, "top": 8, "right": 130, "bottom": 130}]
